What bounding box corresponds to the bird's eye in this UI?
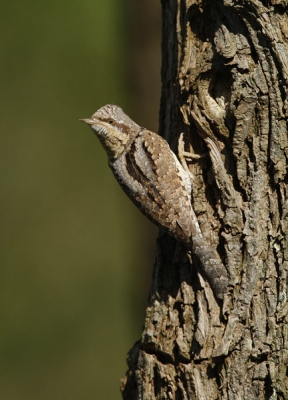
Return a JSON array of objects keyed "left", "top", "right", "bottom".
[{"left": 108, "top": 119, "right": 114, "bottom": 124}]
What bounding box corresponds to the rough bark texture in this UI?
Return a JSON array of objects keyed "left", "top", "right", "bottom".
[{"left": 121, "top": 1, "right": 288, "bottom": 399}]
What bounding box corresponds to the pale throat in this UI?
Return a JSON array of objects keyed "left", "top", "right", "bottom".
[{"left": 93, "top": 124, "right": 129, "bottom": 160}]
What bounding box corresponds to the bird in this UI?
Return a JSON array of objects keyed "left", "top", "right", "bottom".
[{"left": 80, "top": 104, "right": 228, "bottom": 299}]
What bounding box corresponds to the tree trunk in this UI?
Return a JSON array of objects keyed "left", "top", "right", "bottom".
[{"left": 121, "top": 1, "right": 288, "bottom": 399}]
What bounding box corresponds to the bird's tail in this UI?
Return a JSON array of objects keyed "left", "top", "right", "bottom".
[{"left": 190, "top": 236, "right": 228, "bottom": 300}]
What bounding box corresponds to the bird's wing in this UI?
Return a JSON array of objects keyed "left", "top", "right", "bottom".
[{"left": 111, "top": 129, "right": 194, "bottom": 243}]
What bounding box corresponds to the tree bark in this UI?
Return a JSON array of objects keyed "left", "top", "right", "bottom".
[{"left": 121, "top": 1, "right": 288, "bottom": 399}]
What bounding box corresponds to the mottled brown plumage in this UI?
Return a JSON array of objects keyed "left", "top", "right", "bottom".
[
  {"left": 81, "top": 104, "right": 228, "bottom": 299},
  {"left": 115, "top": 129, "right": 197, "bottom": 244}
]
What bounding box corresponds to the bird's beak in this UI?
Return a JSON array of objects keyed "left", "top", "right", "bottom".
[{"left": 79, "top": 118, "right": 95, "bottom": 125}]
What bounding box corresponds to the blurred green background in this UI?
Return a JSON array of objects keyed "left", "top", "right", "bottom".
[{"left": 0, "top": 1, "right": 161, "bottom": 398}]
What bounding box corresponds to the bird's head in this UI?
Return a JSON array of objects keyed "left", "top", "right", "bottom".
[{"left": 80, "top": 104, "right": 141, "bottom": 160}]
